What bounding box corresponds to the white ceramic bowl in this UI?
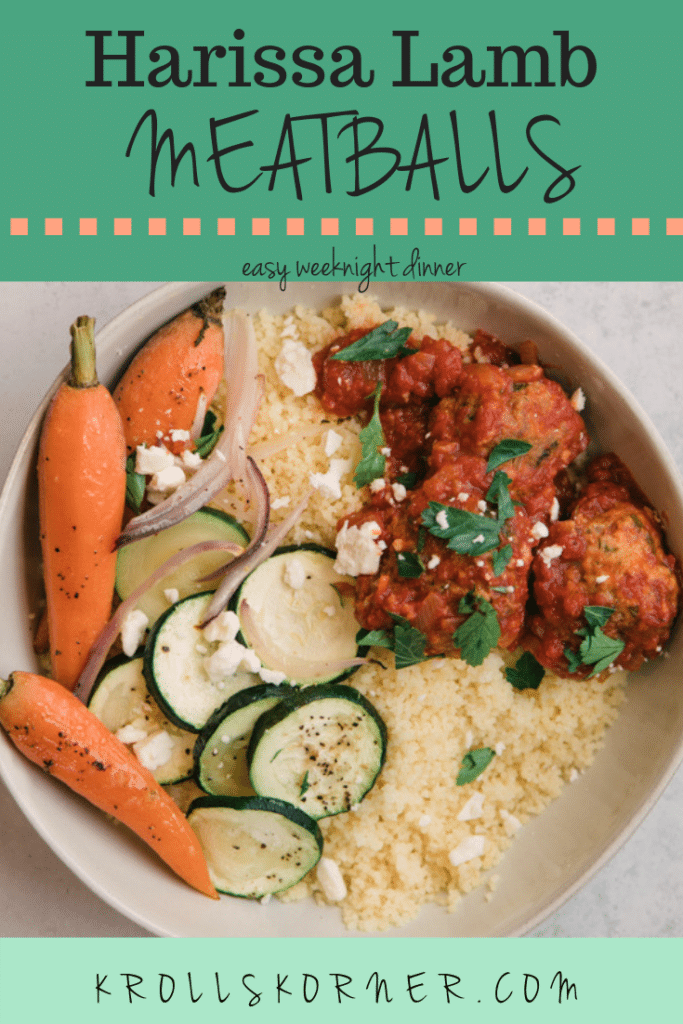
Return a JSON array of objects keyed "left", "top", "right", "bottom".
[{"left": 1, "top": 281, "right": 682, "bottom": 937}]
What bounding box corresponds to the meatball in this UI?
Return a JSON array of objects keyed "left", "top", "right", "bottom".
[
  {"left": 524, "top": 479, "right": 679, "bottom": 676},
  {"left": 346, "top": 455, "right": 535, "bottom": 656},
  {"left": 429, "top": 363, "right": 587, "bottom": 520}
]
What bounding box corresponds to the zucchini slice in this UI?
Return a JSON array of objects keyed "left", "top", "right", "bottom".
[
  {"left": 116, "top": 507, "right": 249, "bottom": 625},
  {"left": 144, "top": 592, "right": 258, "bottom": 732},
  {"left": 233, "top": 544, "right": 363, "bottom": 686},
  {"left": 194, "top": 684, "right": 286, "bottom": 797},
  {"left": 248, "top": 684, "right": 387, "bottom": 819},
  {"left": 88, "top": 655, "right": 195, "bottom": 785},
  {"left": 187, "top": 795, "right": 323, "bottom": 898}
]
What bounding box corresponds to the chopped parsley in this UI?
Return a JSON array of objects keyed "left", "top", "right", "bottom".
[
  {"left": 505, "top": 651, "right": 546, "bottom": 690},
  {"left": 354, "top": 383, "right": 386, "bottom": 488},
  {"left": 396, "top": 551, "right": 425, "bottom": 578},
  {"left": 125, "top": 453, "right": 146, "bottom": 514},
  {"left": 193, "top": 409, "right": 224, "bottom": 458},
  {"left": 486, "top": 439, "right": 533, "bottom": 473},
  {"left": 356, "top": 627, "right": 394, "bottom": 650},
  {"left": 486, "top": 471, "right": 515, "bottom": 524},
  {"left": 453, "top": 593, "right": 501, "bottom": 667},
  {"left": 356, "top": 617, "right": 429, "bottom": 669},
  {"left": 422, "top": 502, "right": 500, "bottom": 555},
  {"left": 565, "top": 606, "right": 625, "bottom": 676},
  {"left": 331, "top": 320, "right": 413, "bottom": 362},
  {"left": 491, "top": 544, "right": 513, "bottom": 577},
  {"left": 457, "top": 747, "right": 496, "bottom": 786},
  {"left": 299, "top": 771, "right": 311, "bottom": 797},
  {"left": 396, "top": 470, "right": 420, "bottom": 489}
]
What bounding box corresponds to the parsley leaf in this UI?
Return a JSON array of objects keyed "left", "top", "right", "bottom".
[
  {"left": 583, "top": 605, "right": 614, "bottom": 630},
  {"left": 579, "top": 626, "right": 625, "bottom": 677},
  {"left": 453, "top": 593, "right": 501, "bottom": 666},
  {"left": 194, "top": 427, "right": 223, "bottom": 458},
  {"left": 390, "top": 614, "right": 429, "bottom": 670},
  {"left": 422, "top": 502, "right": 500, "bottom": 554},
  {"left": 505, "top": 651, "right": 546, "bottom": 691},
  {"left": 416, "top": 526, "right": 427, "bottom": 552},
  {"left": 356, "top": 627, "right": 394, "bottom": 650},
  {"left": 564, "top": 647, "right": 583, "bottom": 673},
  {"left": 491, "top": 544, "right": 513, "bottom": 577},
  {"left": 396, "top": 551, "right": 425, "bottom": 578},
  {"left": 456, "top": 747, "right": 496, "bottom": 785},
  {"left": 354, "top": 383, "right": 386, "bottom": 488},
  {"left": 486, "top": 471, "right": 515, "bottom": 524},
  {"left": 487, "top": 439, "right": 533, "bottom": 473},
  {"left": 125, "top": 453, "right": 146, "bottom": 514},
  {"left": 396, "top": 470, "right": 419, "bottom": 488},
  {"left": 331, "top": 320, "right": 413, "bottom": 362},
  {"left": 299, "top": 771, "right": 310, "bottom": 797}
]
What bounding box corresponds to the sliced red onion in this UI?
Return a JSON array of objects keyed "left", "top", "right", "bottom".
[
  {"left": 190, "top": 391, "right": 209, "bottom": 441},
  {"left": 73, "top": 538, "right": 243, "bottom": 706},
  {"left": 199, "top": 457, "right": 270, "bottom": 583},
  {"left": 200, "top": 489, "right": 312, "bottom": 626},
  {"left": 116, "top": 310, "right": 263, "bottom": 548},
  {"left": 249, "top": 422, "right": 326, "bottom": 462},
  {"left": 239, "top": 600, "right": 367, "bottom": 682}
]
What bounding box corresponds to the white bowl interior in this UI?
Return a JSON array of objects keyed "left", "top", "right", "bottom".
[{"left": 1, "top": 280, "right": 682, "bottom": 937}]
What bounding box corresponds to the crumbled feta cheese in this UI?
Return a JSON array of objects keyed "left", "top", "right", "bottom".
[
  {"left": 500, "top": 809, "right": 522, "bottom": 836},
  {"left": 271, "top": 495, "right": 291, "bottom": 509},
  {"left": 133, "top": 730, "right": 175, "bottom": 771},
  {"left": 475, "top": 559, "right": 485, "bottom": 567},
  {"left": 181, "top": 449, "right": 202, "bottom": 469},
  {"left": 418, "top": 814, "right": 432, "bottom": 829},
  {"left": 531, "top": 521, "right": 549, "bottom": 541},
  {"left": 169, "top": 428, "right": 190, "bottom": 443},
  {"left": 274, "top": 338, "right": 316, "bottom": 396},
  {"left": 149, "top": 464, "right": 186, "bottom": 492},
  {"left": 596, "top": 574, "right": 609, "bottom": 584},
  {"left": 258, "top": 666, "right": 288, "bottom": 685},
  {"left": 448, "top": 835, "right": 486, "bottom": 867},
  {"left": 204, "top": 640, "right": 261, "bottom": 680},
  {"left": 427, "top": 555, "right": 441, "bottom": 570},
  {"left": 570, "top": 387, "right": 586, "bottom": 412},
  {"left": 334, "top": 520, "right": 383, "bottom": 576},
  {"left": 316, "top": 857, "right": 347, "bottom": 901},
  {"left": 323, "top": 605, "right": 336, "bottom": 617},
  {"left": 477, "top": 500, "right": 487, "bottom": 512},
  {"left": 202, "top": 610, "right": 241, "bottom": 644},
  {"left": 135, "top": 444, "right": 174, "bottom": 475},
  {"left": 539, "top": 544, "right": 564, "bottom": 567},
  {"left": 457, "top": 492, "right": 470, "bottom": 502},
  {"left": 457, "top": 791, "right": 485, "bottom": 821},
  {"left": 324, "top": 429, "right": 343, "bottom": 457},
  {"left": 310, "top": 458, "right": 352, "bottom": 500},
  {"left": 163, "top": 588, "right": 180, "bottom": 605},
  {"left": 391, "top": 482, "right": 407, "bottom": 502},
  {"left": 380, "top": 446, "right": 391, "bottom": 456},
  {"left": 516, "top": 559, "right": 525, "bottom": 567},
  {"left": 369, "top": 477, "right": 386, "bottom": 493},
  {"left": 550, "top": 497, "right": 560, "bottom": 521},
  {"left": 283, "top": 558, "right": 307, "bottom": 590},
  {"left": 436, "top": 509, "right": 450, "bottom": 530},
  {"left": 472, "top": 533, "right": 485, "bottom": 544},
  {"left": 115, "top": 724, "right": 148, "bottom": 745},
  {"left": 494, "top": 741, "right": 506, "bottom": 756},
  {"left": 569, "top": 768, "right": 579, "bottom": 782},
  {"left": 121, "top": 609, "right": 149, "bottom": 657}
]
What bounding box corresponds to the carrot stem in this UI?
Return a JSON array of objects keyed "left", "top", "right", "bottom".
[{"left": 68, "top": 316, "right": 98, "bottom": 388}]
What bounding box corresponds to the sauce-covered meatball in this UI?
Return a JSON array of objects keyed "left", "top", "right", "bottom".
[{"left": 525, "top": 457, "right": 680, "bottom": 676}]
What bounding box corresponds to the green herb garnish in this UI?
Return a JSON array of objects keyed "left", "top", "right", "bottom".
[
  {"left": 331, "top": 320, "right": 413, "bottom": 362},
  {"left": 354, "top": 383, "right": 386, "bottom": 488},
  {"left": 300, "top": 771, "right": 310, "bottom": 796},
  {"left": 193, "top": 409, "right": 224, "bottom": 458},
  {"left": 396, "top": 551, "right": 425, "bottom": 578},
  {"left": 505, "top": 651, "right": 546, "bottom": 690},
  {"left": 356, "top": 627, "right": 394, "bottom": 650},
  {"left": 422, "top": 502, "right": 500, "bottom": 554},
  {"left": 397, "top": 470, "right": 419, "bottom": 488},
  {"left": 564, "top": 647, "right": 583, "bottom": 673},
  {"left": 453, "top": 593, "right": 501, "bottom": 667},
  {"left": 486, "top": 471, "right": 515, "bottom": 524},
  {"left": 491, "top": 544, "right": 513, "bottom": 577},
  {"left": 565, "top": 606, "right": 625, "bottom": 676},
  {"left": 125, "top": 453, "right": 146, "bottom": 514},
  {"left": 457, "top": 747, "right": 496, "bottom": 785},
  {"left": 390, "top": 614, "right": 429, "bottom": 670},
  {"left": 486, "top": 439, "right": 533, "bottom": 473}
]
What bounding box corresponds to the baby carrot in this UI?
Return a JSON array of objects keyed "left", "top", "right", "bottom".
[
  {"left": 114, "top": 286, "right": 225, "bottom": 456},
  {"left": 38, "top": 317, "right": 126, "bottom": 690},
  {"left": 0, "top": 671, "right": 218, "bottom": 899}
]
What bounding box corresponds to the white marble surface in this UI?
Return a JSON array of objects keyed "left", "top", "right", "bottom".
[{"left": 0, "top": 280, "right": 681, "bottom": 938}]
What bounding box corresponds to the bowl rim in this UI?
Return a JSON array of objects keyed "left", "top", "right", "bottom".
[{"left": 1, "top": 279, "right": 682, "bottom": 938}]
